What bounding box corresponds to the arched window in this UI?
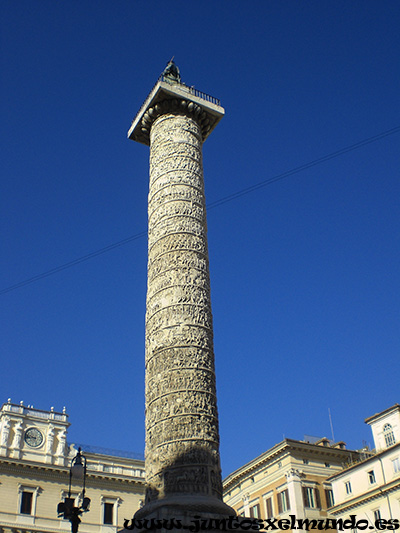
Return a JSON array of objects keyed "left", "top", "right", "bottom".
[{"left": 383, "top": 423, "right": 396, "bottom": 447}]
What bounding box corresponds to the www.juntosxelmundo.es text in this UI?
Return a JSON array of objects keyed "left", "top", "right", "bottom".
[{"left": 124, "top": 514, "right": 400, "bottom": 531}]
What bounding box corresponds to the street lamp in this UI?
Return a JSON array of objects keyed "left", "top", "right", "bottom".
[{"left": 57, "top": 448, "right": 91, "bottom": 533}]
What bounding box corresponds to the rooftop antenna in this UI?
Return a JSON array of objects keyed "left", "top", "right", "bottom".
[{"left": 328, "top": 408, "right": 335, "bottom": 442}]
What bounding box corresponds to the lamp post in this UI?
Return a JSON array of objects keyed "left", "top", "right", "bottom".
[{"left": 57, "top": 448, "right": 91, "bottom": 533}]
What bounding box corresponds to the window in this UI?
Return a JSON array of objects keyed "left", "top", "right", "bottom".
[
  {"left": 368, "top": 470, "right": 376, "bottom": 484},
  {"left": 383, "top": 424, "right": 396, "bottom": 448},
  {"left": 265, "top": 497, "right": 273, "bottom": 519},
  {"left": 374, "top": 510, "right": 381, "bottom": 522},
  {"left": 325, "top": 489, "right": 334, "bottom": 508},
  {"left": 18, "top": 485, "right": 41, "bottom": 518},
  {"left": 277, "top": 489, "right": 290, "bottom": 513},
  {"left": 20, "top": 491, "right": 33, "bottom": 515},
  {"left": 302, "top": 487, "right": 321, "bottom": 509},
  {"left": 392, "top": 457, "right": 400, "bottom": 474},
  {"left": 249, "top": 503, "right": 260, "bottom": 518},
  {"left": 345, "top": 481, "right": 352, "bottom": 495},
  {"left": 101, "top": 498, "right": 121, "bottom": 526},
  {"left": 325, "top": 462, "right": 331, "bottom": 468},
  {"left": 103, "top": 502, "right": 114, "bottom": 525},
  {"left": 303, "top": 459, "right": 309, "bottom": 465}
]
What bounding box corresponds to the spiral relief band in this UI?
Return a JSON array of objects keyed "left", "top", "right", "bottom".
[
  {"left": 128, "top": 72, "right": 231, "bottom": 519},
  {"left": 144, "top": 110, "right": 223, "bottom": 506}
]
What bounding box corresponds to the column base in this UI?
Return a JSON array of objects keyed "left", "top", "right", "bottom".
[
  {"left": 136, "top": 494, "right": 235, "bottom": 518},
  {"left": 120, "top": 495, "right": 241, "bottom": 533}
]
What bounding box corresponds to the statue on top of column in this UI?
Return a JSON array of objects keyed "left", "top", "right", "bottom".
[{"left": 162, "top": 58, "right": 181, "bottom": 84}]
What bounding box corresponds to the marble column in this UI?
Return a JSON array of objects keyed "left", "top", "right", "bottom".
[{"left": 128, "top": 71, "right": 231, "bottom": 519}]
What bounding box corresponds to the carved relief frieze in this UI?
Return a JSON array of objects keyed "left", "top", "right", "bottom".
[
  {"left": 146, "top": 287, "right": 210, "bottom": 318},
  {"left": 148, "top": 108, "right": 203, "bottom": 145},
  {"left": 145, "top": 368, "right": 216, "bottom": 404},
  {"left": 148, "top": 172, "right": 204, "bottom": 199},
  {"left": 148, "top": 219, "right": 206, "bottom": 249},
  {"left": 146, "top": 417, "right": 219, "bottom": 452},
  {"left": 145, "top": 324, "right": 214, "bottom": 357},
  {"left": 143, "top": 110, "right": 222, "bottom": 505},
  {"left": 146, "top": 394, "right": 215, "bottom": 429},
  {"left": 150, "top": 143, "right": 202, "bottom": 170},
  {"left": 150, "top": 149, "right": 203, "bottom": 181},
  {"left": 148, "top": 183, "right": 204, "bottom": 211},
  {"left": 149, "top": 200, "right": 205, "bottom": 229},
  {"left": 146, "top": 348, "right": 215, "bottom": 375},
  {"left": 148, "top": 232, "right": 208, "bottom": 257},
  {"left": 163, "top": 465, "right": 209, "bottom": 494},
  {"left": 147, "top": 251, "right": 208, "bottom": 283},
  {"left": 146, "top": 277, "right": 208, "bottom": 308},
  {"left": 146, "top": 304, "right": 213, "bottom": 336}
]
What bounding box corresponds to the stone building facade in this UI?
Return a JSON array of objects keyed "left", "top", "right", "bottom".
[
  {"left": 0, "top": 400, "right": 145, "bottom": 533},
  {"left": 223, "top": 437, "right": 362, "bottom": 530},
  {"left": 327, "top": 404, "right": 400, "bottom": 528}
]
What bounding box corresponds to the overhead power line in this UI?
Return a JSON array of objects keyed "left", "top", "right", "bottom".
[
  {"left": 2, "top": 125, "right": 400, "bottom": 296},
  {"left": 207, "top": 126, "right": 400, "bottom": 210},
  {"left": 1, "top": 231, "right": 146, "bottom": 295}
]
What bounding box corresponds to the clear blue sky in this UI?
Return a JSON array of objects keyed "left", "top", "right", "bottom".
[{"left": 2, "top": 1, "right": 399, "bottom": 477}]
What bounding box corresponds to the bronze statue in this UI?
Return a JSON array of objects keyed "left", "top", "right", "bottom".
[{"left": 162, "top": 58, "right": 181, "bottom": 83}]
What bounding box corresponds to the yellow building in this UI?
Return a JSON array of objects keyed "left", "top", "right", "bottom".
[
  {"left": 223, "top": 437, "right": 362, "bottom": 529},
  {"left": 0, "top": 400, "right": 145, "bottom": 533}
]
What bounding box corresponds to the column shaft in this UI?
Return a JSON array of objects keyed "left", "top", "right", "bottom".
[{"left": 145, "top": 112, "right": 222, "bottom": 506}]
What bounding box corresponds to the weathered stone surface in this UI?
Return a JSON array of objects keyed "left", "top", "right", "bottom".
[
  {"left": 126, "top": 77, "right": 235, "bottom": 526},
  {"left": 144, "top": 112, "right": 223, "bottom": 505}
]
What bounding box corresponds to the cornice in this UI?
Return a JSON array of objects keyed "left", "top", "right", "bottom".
[
  {"left": 223, "top": 440, "right": 289, "bottom": 489},
  {"left": 0, "top": 522, "right": 70, "bottom": 533},
  {"left": 326, "top": 442, "right": 400, "bottom": 481},
  {"left": 138, "top": 98, "right": 213, "bottom": 143},
  {"left": 329, "top": 479, "right": 400, "bottom": 515},
  {"left": 0, "top": 457, "right": 68, "bottom": 476},
  {"left": 128, "top": 79, "right": 224, "bottom": 145},
  {"left": 0, "top": 457, "right": 145, "bottom": 487},
  {"left": 287, "top": 439, "right": 356, "bottom": 459},
  {"left": 365, "top": 404, "right": 400, "bottom": 424},
  {"left": 223, "top": 439, "right": 360, "bottom": 491}
]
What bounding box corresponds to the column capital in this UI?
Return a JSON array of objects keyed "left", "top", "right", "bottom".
[{"left": 128, "top": 78, "right": 224, "bottom": 145}]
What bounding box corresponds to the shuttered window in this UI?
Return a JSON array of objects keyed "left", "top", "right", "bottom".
[
  {"left": 277, "top": 489, "right": 290, "bottom": 513},
  {"left": 302, "top": 487, "right": 321, "bottom": 508},
  {"left": 325, "top": 489, "right": 334, "bottom": 507},
  {"left": 265, "top": 497, "right": 273, "bottom": 518},
  {"left": 250, "top": 503, "right": 260, "bottom": 518}
]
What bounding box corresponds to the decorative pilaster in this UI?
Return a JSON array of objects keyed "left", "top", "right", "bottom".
[
  {"left": 45, "top": 424, "right": 55, "bottom": 463},
  {"left": 285, "top": 468, "right": 305, "bottom": 518},
  {"left": 0, "top": 416, "right": 11, "bottom": 456},
  {"left": 11, "top": 420, "right": 23, "bottom": 459},
  {"left": 56, "top": 428, "right": 67, "bottom": 466}
]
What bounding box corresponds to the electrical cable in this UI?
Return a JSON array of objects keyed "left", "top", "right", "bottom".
[{"left": 1, "top": 125, "right": 399, "bottom": 295}]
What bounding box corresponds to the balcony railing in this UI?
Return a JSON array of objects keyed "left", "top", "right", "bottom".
[
  {"left": 158, "top": 74, "right": 221, "bottom": 106},
  {"left": 71, "top": 442, "right": 144, "bottom": 461},
  {"left": 2, "top": 402, "right": 67, "bottom": 421}
]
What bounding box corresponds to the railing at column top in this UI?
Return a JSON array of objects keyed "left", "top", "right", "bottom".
[{"left": 158, "top": 74, "right": 221, "bottom": 106}]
